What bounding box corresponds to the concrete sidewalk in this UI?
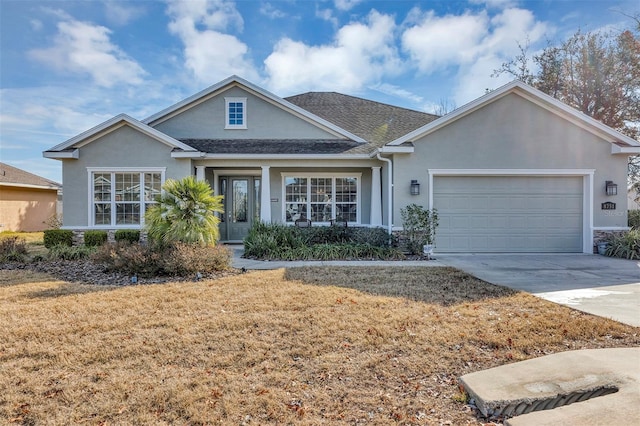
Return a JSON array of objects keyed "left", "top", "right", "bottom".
[{"left": 459, "top": 347, "right": 640, "bottom": 426}]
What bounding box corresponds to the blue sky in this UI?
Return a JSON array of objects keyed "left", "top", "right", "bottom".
[{"left": 1, "top": 0, "right": 637, "bottom": 183}]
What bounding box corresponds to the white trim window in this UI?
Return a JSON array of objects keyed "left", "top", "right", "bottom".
[
  {"left": 282, "top": 174, "right": 361, "bottom": 224},
  {"left": 225, "top": 97, "right": 247, "bottom": 129},
  {"left": 88, "top": 168, "right": 165, "bottom": 227}
]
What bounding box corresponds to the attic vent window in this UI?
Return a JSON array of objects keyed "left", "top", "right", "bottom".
[{"left": 225, "top": 97, "right": 247, "bottom": 129}]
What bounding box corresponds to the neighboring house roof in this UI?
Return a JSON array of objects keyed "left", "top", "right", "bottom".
[
  {"left": 0, "top": 162, "right": 60, "bottom": 190},
  {"left": 180, "top": 139, "right": 369, "bottom": 155},
  {"left": 388, "top": 80, "right": 640, "bottom": 154},
  {"left": 144, "top": 75, "right": 367, "bottom": 144},
  {"left": 285, "top": 92, "right": 439, "bottom": 147},
  {"left": 43, "top": 114, "right": 198, "bottom": 159}
]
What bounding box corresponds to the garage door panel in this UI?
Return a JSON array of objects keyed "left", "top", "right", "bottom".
[{"left": 433, "top": 176, "right": 583, "bottom": 253}]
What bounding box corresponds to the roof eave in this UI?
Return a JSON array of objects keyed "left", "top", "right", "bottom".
[
  {"left": 612, "top": 145, "right": 640, "bottom": 154},
  {"left": 196, "top": 153, "right": 373, "bottom": 160},
  {"left": 43, "top": 149, "right": 79, "bottom": 159},
  {"left": 378, "top": 145, "right": 414, "bottom": 154},
  {"left": 0, "top": 182, "right": 60, "bottom": 190}
]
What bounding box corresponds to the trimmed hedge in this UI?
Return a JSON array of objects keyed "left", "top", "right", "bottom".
[
  {"left": 115, "top": 229, "right": 140, "bottom": 244},
  {"left": 44, "top": 229, "right": 73, "bottom": 248},
  {"left": 84, "top": 230, "right": 108, "bottom": 247}
]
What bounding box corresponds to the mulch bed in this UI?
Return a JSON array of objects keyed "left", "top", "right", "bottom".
[{"left": 0, "top": 260, "right": 240, "bottom": 286}]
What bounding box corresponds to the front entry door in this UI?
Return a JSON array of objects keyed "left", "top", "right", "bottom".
[{"left": 219, "top": 176, "right": 260, "bottom": 241}]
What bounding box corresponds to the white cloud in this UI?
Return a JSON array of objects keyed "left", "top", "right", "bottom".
[
  {"left": 28, "top": 18, "right": 146, "bottom": 87},
  {"left": 369, "top": 82, "right": 424, "bottom": 105},
  {"left": 166, "top": 0, "right": 258, "bottom": 83},
  {"left": 402, "top": 10, "right": 489, "bottom": 73},
  {"left": 260, "top": 2, "right": 286, "bottom": 19},
  {"left": 402, "top": 6, "right": 550, "bottom": 105},
  {"left": 334, "top": 0, "right": 363, "bottom": 12},
  {"left": 264, "top": 10, "right": 402, "bottom": 94},
  {"left": 103, "top": 0, "right": 145, "bottom": 26},
  {"left": 469, "top": 0, "right": 517, "bottom": 8},
  {"left": 30, "top": 19, "right": 43, "bottom": 31},
  {"left": 316, "top": 7, "right": 338, "bottom": 27}
]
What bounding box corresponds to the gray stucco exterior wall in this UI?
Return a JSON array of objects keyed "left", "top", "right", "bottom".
[
  {"left": 392, "top": 93, "right": 629, "bottom": 229},
  {"left": 153, "top": 87, "right": 341, "bottom": 140},
  {"left": 62, "top": 125, "right": 191, "bottom": 227}
]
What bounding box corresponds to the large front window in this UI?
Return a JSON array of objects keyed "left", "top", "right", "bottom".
[
  {"left": 90, "top": 169, "right": 164, "bottom": 226},
  {"left": 283, "top": 175, "right": 360, "bottom": 223}
]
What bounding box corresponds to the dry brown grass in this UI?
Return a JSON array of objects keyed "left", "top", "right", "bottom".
[{"left": 1, "top": 266, "right": 637, "bottom": 425}]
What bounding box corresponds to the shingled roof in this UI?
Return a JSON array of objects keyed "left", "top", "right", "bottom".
[
  {"left": 180, "top": 139, "right": 370, "bottom": 155},
  {"left": 285, "top": 92, "right": 439, "bottom": 147},
  {"left": 0, "top": 162, "right": 60, "bottom": 189}
]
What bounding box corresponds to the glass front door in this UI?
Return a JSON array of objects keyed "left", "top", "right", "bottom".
[{"left": 219, "top": 176, "right": 260, "bottom": 241}]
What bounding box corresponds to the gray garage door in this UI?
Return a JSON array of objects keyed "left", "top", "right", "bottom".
[{"left": 433, "top": 176, "right": 583, "bottom": 253}]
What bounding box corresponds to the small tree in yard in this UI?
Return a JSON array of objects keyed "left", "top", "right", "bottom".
[
  {"left": 145, "top": 176, "right": 224, "bottom": 246},
  {"left": 400, "top": 204, "right": 438, "bottom": 255}
]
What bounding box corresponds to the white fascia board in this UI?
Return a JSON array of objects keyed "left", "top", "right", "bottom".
[
  {"left": 171, "top": 151, "right": 206, "bottom": 158},
  {"left": 387, "top": 80, "right": 640, "bottom": 149},
  {"left": 611, "top": 145, "right": 640, "bottom": 154},
  {"left": 43, "top": 149, "right": 79, "bottom": 159},
  {"left": 46, "top": 114, "right": 197, "bottom": 153},
  {"left": 378, "top": 145, "right": 414, "bottom": 154},
  {"left": 143, "top": 75, "right": 367, "bottom": 143},
  {"left": 196, "top": 153, "right": 373, "bottom": 160}
]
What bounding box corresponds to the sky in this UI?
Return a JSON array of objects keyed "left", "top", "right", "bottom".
[{"left": 1, "top": 0, "right": 638, "bottom": 184}]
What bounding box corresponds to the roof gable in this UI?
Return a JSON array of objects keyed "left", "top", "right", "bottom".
[
  {"left": 144, "top": 75, "right": 366, "bottom": 143},
  {"left": 44, "top": 114, "right": 197, "bottom": 159},
  {"left": 387, "top": 80, "right": 640, "bottom": 154},
  {"left": 0, "top": 162, "right": 60, "bottom": 189}
]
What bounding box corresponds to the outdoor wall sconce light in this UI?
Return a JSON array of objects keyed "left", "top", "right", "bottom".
[
  {"left": 410, "top": 179, "right": 420, "bottom": 195},
  {"left": 605, "top": 181, "right": 618, "bottom": 196}
]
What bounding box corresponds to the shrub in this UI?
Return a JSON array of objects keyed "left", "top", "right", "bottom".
[
  {"left": 349, "top": 226, "right": 392, "bottom": 247},
  {"left": 0, "top": 236, "right": 28, "bottom": 262},
  {"left": 604, "top": 230, "right": 640, "bottom": 260},
  {"left": 400, "top": 204, "right": 439, "bottom": 255},
  {"left": 629, "top": 210, "right": 640, "bottom": 229},
  {"left": 43, "top": 229, "right": 73, "bottom": 248},
  {"left": 92, "top": 242, "right": 232, "bottom": 277},
  {"left": 47, "top": 244, "right": 96, "bottom": 261},
  {"left": 146, "top": 176, "right": 224, "bottom": 246},
  {"left": 162, "top": 243, "right": 232, "bottom": 275},
  {"left": 115, "top": 229, "right": 140, "bottom": 244},
  {"left": 93, "top": 242, "right": 163, "bottom": 277},
  {"left": 84, "top": 230, "right": 108, "bottom": 247}
]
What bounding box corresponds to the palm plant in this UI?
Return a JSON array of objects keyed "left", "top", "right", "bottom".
[{"left": 145, "top": 176, "right": 224, "bottom": 246}]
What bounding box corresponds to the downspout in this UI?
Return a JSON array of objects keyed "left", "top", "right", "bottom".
[{"left": 376, "top": 152, "right": 393, "bottom": 235}]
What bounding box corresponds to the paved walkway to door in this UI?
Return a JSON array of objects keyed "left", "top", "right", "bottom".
[{"left": 437, "top": 254, "right": 640, "bottom": 327}]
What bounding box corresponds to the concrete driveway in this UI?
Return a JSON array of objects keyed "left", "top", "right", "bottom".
[{"left": 437, "top": 254, "right": 640, "bottom": 327}]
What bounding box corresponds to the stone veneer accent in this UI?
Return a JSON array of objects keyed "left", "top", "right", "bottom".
[{"left": 70, "top": 229, "right": 146, "bottom": 246}]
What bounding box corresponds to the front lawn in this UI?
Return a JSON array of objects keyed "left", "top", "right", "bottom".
[{"left": 1, "top": 267, "right": 637, "bottom": 424}]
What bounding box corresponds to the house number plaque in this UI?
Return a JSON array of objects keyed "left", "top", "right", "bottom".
[{"left": 601, "top": 202, "right": 616, "bottom": 210}]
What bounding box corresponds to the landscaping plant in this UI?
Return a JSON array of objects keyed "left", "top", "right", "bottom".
[
  {"left": 114, "top": 229, "right": 140, "bottom": 244},
  {"left": 145, "top": 176, "right": 224, "bottom": 246},
  {"left": 43, "top": 229, "right": 73, "bottom": 248},
  {"left": 604, "top": 230, "right": 640, "bottom": 260},
  {"left": 0, "top": 236, "right": 28, "bottom": 262},
  {"left": 400, "top": 204, "right": 438, "bottom": 255},
  {"left": 84, "top": 230, "right": 108, "bottom": 247}
]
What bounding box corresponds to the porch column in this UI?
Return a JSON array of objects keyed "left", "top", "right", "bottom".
[
  {"left": 195, "top": 166, "right": 206, "bottom": 181},
  {"left": 260, "top": 166, "right": 271, "bottom": 223},
  {"left": 370, "top": 166, "right": 382, "bottom": 226}
]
